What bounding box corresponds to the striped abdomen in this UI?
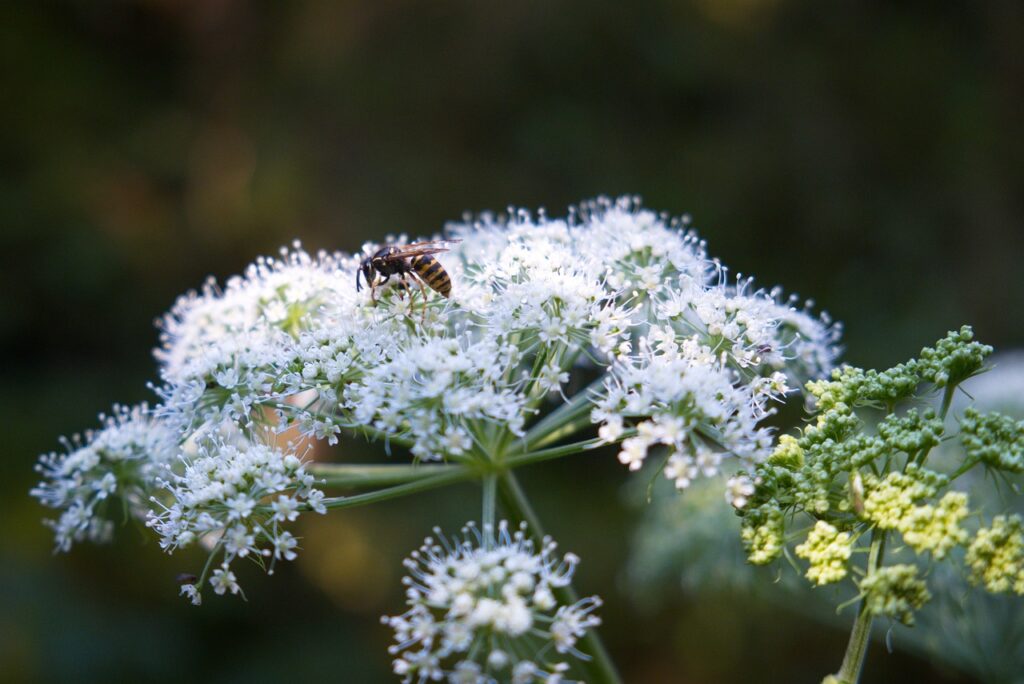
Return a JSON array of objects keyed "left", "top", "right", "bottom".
[{"left": 410, "top": 254, "right": 452, "bottom": 297}]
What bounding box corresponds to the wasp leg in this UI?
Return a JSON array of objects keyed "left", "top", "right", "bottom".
[
  {"left": 371, "top": 274, "right": 391, "bottom": 305},
  {"left": 396, "top": 274, "right": 411, "bottom": 300},
  {"left": 411, "top": 273, "right": 429, "bottom": 323}
]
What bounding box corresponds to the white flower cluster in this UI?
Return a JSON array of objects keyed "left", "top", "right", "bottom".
[
  {"left": 382, "top": 521, "right": 601, "bottom": 683},
  {"left": 593, "top": 331, "right": 786, "bottom": 489},
  {"left": 154, "top": 246, "right": 358, "bottom": 432},
  {"left": 31, "top": 404, "right": 179, "bottom": 552},
  {"left": 33, "top": 196, "right": 839, "bottom": 606},
  {"left": 146, "top": 432, "right": 325, "bottom": 605},
  {"left": 153, "top": 196, "right": 837, "bottom": 487}
]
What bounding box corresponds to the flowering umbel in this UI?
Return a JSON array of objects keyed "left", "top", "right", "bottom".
[
  {"left": 31, "top": 198, "right": 838, "bottom": 649},
  {"left": 382, "top": 521, "right": 601, "bottom": 683}
]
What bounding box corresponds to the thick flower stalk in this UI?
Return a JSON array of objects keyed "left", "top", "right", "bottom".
[
  {"left": 733, "top": 326, "right": 1024, "bottom": 683},
  {"left": 382, "top": 521, "right": 601, "bottom": 683}
]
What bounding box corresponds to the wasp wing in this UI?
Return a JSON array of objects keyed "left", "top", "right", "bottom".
[
  {"left": 379, "top": 247, "right": 449, "bottom": 261},
  {"left": 379, "top": 240, "right": 462, "bottom": 262},
  {"left": 400, "top": 239, "right": 462, "bottom": 249}
]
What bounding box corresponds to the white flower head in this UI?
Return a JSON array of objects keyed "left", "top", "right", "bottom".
[
  {"left": 725, "top": 474, "right": 757, "bottom": 510},
  {"left": 31, "top": 404, "right": 180, "bottom": 552},
  {"left": 382, "top": 521, "right": 601, "bottom": 683},
  {"left": 145, "top": 434, "right": 324, "bottom": 603}
]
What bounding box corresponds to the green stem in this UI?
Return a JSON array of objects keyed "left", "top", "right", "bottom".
[
  {"left": 314, "top": 469, "right": 473, "bottom": 511},
  {"left": 523, "top": 379, "right": 602, "bottom": 449},
  {"left": 531, "top": 414, "right": 596, "bottom": 450},
  {"left": 948, "top": 457, "right": 980, "bottom": 482},
  {"left": 497, "top": 472, "right": 623, "bottom": 684},
  {"left": 939, "top": 383, "right": 957, "bottom": 422},
  {"left": 310, "top": 463, "right": 461, "bottom": 489},
  {"left": 522, "top": 345, "right": 553, "bottom": 409},
  {"left": 915, "top": 382, "right": 961, "bottom": 467},
  {"left": 196, "top": 540, "right": 224, "bottom": 589},
  {"left": 505, "top": 434, "right": 632, "bottom": 469},
  {"left": 829, "top": 531, "right": 886, "bottom": 684},
  {"left": 302, "top": 434, "right": 629, "bottom": 515},
  {"left": 482, "top": 474, "right": 497, "bottom": 547},
  {"left": 523, "top": 343, "right": 585, "bottom": 415},
  {"left": 831, "top": 607, "right": 874, "bottom": 684}
]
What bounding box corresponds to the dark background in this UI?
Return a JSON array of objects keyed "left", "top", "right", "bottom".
[{"left": 3, "top": 1, "right": 1022, "bottom": 682}]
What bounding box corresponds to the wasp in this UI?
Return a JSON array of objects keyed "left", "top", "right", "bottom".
[{"left": 356, "top": 239, "right": 460, "bottom": 318}]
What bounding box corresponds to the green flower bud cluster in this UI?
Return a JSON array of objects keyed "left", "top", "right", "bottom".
[
  {"left": 917, "top": 326, "right": 993, "bottom": 388},
  {"left": 736, "top": 327, "right": 1024, "bottom": 626},
  {"left": 858, "top": 564, "right": 931, "bottom": 625},
  {"left": 876, "top": 409, "right": 944, "bottom": 455},
  {"left": 804, "top": 325, "right": 991, "bottom": 410},
  {"left": 960, "top": 407, "right": 1024, "bottom": 473}
]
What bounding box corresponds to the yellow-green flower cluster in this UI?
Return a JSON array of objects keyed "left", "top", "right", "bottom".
[
  {"left": 899, "top": 492, "right": 969, "bottom": 560},
  {"left": 861, "top": 466, "right": 943, "bottom": 530},
  {"left": 858, "top": 564, "right": 931, "bottom": 625},
  {"left": 734, "top": 327, "right": 1024, "bottom": 627},
  {"left": 741, "top": 506, "right": 785, "bottom": 565},
  {"left": 795, "top": 521, "right": 853, "bottom": 585},
  {"left": 768, "top": 434, "right": 804, "bottom": 469},
  {"left": 965, "top": 514, "right": 1024, "bottom": 595}
]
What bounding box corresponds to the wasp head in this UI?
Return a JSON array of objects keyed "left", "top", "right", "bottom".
[{"left": 356, "top": 256, "right": 374, "bottom": 292}]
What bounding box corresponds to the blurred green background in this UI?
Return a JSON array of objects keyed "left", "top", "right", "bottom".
[{"left": 3, "top": 1, "right": 1022, "bottom": 682}]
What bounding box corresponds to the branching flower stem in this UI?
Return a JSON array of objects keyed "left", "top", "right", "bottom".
[
  {"left": 914, "top": 382, "right": 960, "bottom": 468},
  {"left": 315, "top": 469, "right": 472, "bottom": 511},
  {"left": 829, "top": 530, "right": 888, "bottom": 684},
  {"left": 311, "top": 463, "right": 461, "bottom": 488},
  {"left": 832, "top": 377, "right": 959, "bottom": 682},
  {"left": 523, "top": 381, "right": 603, "bottom": 449},
  {"left": 307, "top": 433, "right": 632, "bottom": 510},
  {"left": 306, "top": 418, "right": 626, "bottom": 681},
  {"left": 498, "top": 471, "right": 623, "bottom": 684},
  {"left": 507, "top": 434, "right": 631, "bottom": 467}
]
